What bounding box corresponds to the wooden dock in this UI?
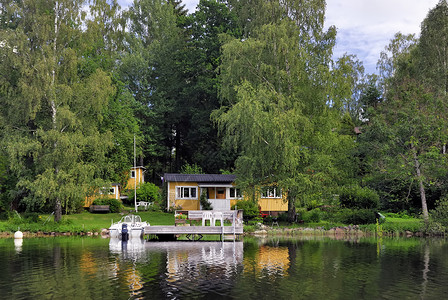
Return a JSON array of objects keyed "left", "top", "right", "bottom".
[
  {"left": 144, "top": 225, "right": 243, "bottom": 240},
  {"left": 144, "top": 210, "right": 244, "bottom": 241}
]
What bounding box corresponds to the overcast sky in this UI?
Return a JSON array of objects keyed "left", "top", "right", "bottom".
[{"left": 118, "top": 0, "right": 440, "bottom": 74}]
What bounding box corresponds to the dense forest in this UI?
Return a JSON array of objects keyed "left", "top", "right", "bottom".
[{"left": 1, "top": 0, "right": 448, "bottom": 224}]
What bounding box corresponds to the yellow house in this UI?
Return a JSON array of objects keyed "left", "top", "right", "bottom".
[
  {"left": 124, "top": 166, "right": 145, "bottom": 191},
  {"left": 164, "top": 173, "right": 288, "bottom": 214},
  {"left": 84, "top": 166, "right": 146, "bottom": 207},
  {"left": 84, "top": 183, "right": 121, "bottom": 207}
]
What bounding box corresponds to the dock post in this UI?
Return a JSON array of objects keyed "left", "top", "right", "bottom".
[{"left": 233, "top": 212, "right": 236, "bottom": 241}]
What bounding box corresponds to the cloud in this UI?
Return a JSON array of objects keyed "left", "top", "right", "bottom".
[
  {"left": 326, "top": 0, "right": 440, "bottom": 73},
  {"left": 117, "top": 0, "right": 440, "bottom": 74}
]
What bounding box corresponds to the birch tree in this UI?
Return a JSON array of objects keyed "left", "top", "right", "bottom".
[
  {"left": 214, "top": 0, "right": 355, "bottom": 219},
  {"left": 0, "top": 0, "right": 117, "bottom": 221}
]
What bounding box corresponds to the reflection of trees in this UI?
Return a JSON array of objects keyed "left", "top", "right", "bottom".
[
  {"left": 4, "top": 237, "right": 448, "bottom": 298},
  {"left": 421, "top": 244, "right": 430, "bottom": 299},
  {"left": 233, "top": 237, "right": 440, "bottom": 299},
  {"left": 0, "top": 238, "right": 119, "bottom": 299}
]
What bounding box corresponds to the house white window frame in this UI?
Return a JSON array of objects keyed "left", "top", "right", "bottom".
[
  {"left": 261, "top": 187, "right": 282, "bottom": 199},
  {"left": 99, "top": 186, "right": 116, "bottom": 195},
  {"left": 130, "top": 170, "right": 136, "bottom": 178},
  {"left": 176, "top": 186, "right": 198, "bottom": 199},
  {"left": 229, "top": 187, "right": 242, "bottom": 199}
]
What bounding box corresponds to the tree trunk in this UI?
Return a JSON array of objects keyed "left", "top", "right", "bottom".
[
  {"left": 412, "top": 146, "right": 429, "bottom": 223},
  {"left": 52, "top": 2, "right": 62, "bottom": 223},
  {"left": 54, "top": 196, "right": 62, "bottom": 222},
  {"left": 287, "top": 191, "right": 296, "bottom": 223}
]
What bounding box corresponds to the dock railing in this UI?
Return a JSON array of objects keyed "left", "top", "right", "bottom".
[{"left": 174, "top": 210, "right": 243, "bottom": 227}]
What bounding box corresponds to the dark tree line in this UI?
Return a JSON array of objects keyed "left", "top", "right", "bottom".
[{"left": 1, "top": 0, "right": 448, "bottom": 223}]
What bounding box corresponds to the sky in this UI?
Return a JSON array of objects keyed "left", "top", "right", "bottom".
[{"left": 118, "top": 0, "right": 441, "bottom": 74}]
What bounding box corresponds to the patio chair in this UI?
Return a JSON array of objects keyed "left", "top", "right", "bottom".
[
  {"left": 202, "top": 211, "right": 213, "bottom": 226},
  {"left": 213, "top": 212, "right": 224, "bottom": 227}
]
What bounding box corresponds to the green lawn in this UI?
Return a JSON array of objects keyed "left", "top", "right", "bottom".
[
  {"left": 0, "top": 209, "right": 175, "bottom": 233},
  {"left": 0, "top": 208, "right": 426, "bottom": 235},
  {"left": 64, "top": 210, "right": 175, "bottom": 228}
]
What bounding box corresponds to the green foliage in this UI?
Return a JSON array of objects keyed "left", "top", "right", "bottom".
[
  {"left": 180, "top": 163, "right": 203, "bottom": 174},
  {"left": 247, "top": 216, "right": 263, "bottom": 225},
  {"left": 338, "top": 185, "right": 380, "bottom": 209},
  {"left": 92, "top": 198, "right": 122, "bottom": 213},
  {"left": 335, "top": 208, "right": 377, "bottom": 225},
  {"left": 0, "top": 0, "right": 140, "bottom": 222},
  {"left": 430, "top": 197, "right": 448, "bottom": 228},
  {"left": 363, "top": 2, "right": 448, "bottom": 221},
  {"left": 200, "top": 191, "right": 213, "bottom": 210},
  {"left": 231, "top": 200, "right": 258, "bottom": 217},
  {"left": 127, "top": 182, "right": 161, "bottom": 204},
  {"left": 214, "top": 0, "right": 359, "bottom": 221},
  {"left": 302, "top": 208, "right": 321, "bottom": 223}
]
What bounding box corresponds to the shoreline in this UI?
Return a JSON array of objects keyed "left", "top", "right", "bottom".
[{"left": 0, "top": 226, "right": 437, "bottom": 239}]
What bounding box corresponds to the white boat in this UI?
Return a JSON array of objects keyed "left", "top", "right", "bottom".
[{"left": 109, "top": 214, "right": 150, "bottom": 238}]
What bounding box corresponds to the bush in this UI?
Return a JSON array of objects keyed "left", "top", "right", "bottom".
[
  {"left": 232, "top": 200, "right": 258, "bottom": 217},
  {"left": 247, "top": 216, "right": 263, "bottom": 225},
  {"left": 277, "top": 212, "right": 289, "bottom": 222},
  {"left": 92, "top": 198, "right": 122, "bottom": 213},
  {"left": 336, "top": 208, "right": 376, "bottom": 225},
  {"left": 200, "top": 192, "right": 213, "bottom": 210},
  {"left": 23, "top": 212, "right": 41, "bottom": 223},
  {"left": 127, "top": 182, "right": 160, "bottom": 204},
  {"left": 431, "top": 197, "right": 448, "bottom": 228},
  {"left": 302, "top": 208, "right": 321, "bottom": 223},
  {"left": 339, "top": 185, "right": 379, "bottom": 209}
]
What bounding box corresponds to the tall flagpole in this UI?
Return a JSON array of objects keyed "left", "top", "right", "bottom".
[{"left": 134, "top": 135, "right": 137, "bottom": 212}]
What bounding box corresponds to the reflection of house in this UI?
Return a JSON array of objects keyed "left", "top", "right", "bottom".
[
  {"left": 243, "top": 245, "right": 290, "bottom": 276},
  {"left": 164, "top": 173, "right": 288, "bottom": 214},
  {"left": 145, "top": 241, "right": 243, "bottom": 284},
  {"left": 84, "top": 166, "right": 145, "bottom": 207}
]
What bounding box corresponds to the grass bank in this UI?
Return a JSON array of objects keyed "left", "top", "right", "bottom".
[
  {"left": 245, "top": 215, "right": 426, "bottom": 237},
  {"left": 0, "top": 209, "right": 428, "bottom": 237},
  {"left": 0, "top": 209, "right": 174, "bottom": 236}
]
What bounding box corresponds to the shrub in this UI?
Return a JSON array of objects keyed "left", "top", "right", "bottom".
[
  {"left": 23, "top": 212, "right": 41, "bottom": 223},
  {"left": 232, "top": 200, "right": 258, "bottom": 217},
  {"left": 92, "top": 198, "right": 122, "bottom": 213},
  {"left": 200, "top": 192, "right": 213, "bottom": 210},
  {"left": 431, "top": 197, "right": 448, "bottom": 228},
  {"left": 302, "top": 208, "right": 321, "bottom": 223},
  {"left": 277, "top": 212, "right": 289, "bottom": 222},
  {"left": 339, "top": 185, "right": 379, "bottom": 209},
  {"left": 127, "top": 182, "right": 160, "bottom": 204},
  {"left": 247, "top": 216, "right": 263, "bottom": 225},
  {"left": 336, "top": 208, "right": 376, "bottom": 225}
]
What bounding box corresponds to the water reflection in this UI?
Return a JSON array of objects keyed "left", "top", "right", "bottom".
[
  {"left": 147, "top": 241, "right": 243, "bottom": 298},
  {"left": 2, "top": 237, "right": 448, "bottom": 299},
  {"left": 14, "top": 239, "right": 23, "bottom": 253},
  {"left": 109, "top": 238, "right": 147, "bottom": 299},
  {"left": 109, "top": 237, "right": 146, "bottom": 261}
]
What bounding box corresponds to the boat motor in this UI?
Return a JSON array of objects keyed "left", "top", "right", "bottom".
[{"left": 121, "top": 223, "right": 129, "bottom": 241}]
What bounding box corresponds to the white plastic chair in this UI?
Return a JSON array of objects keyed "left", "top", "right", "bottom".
[
  {"left": 202, "top": 211, "right": 213, "bottom": 226},
  {"left": 213, "top": 212, "right": 224, "bottom": 227}
]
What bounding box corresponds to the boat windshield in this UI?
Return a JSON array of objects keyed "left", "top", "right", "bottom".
[{"left": 120, "top": 215, "right": 142, "bottom": 224}]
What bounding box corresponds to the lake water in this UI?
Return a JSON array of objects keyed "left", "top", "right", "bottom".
[{"left": 0, "top": 235, "right": 447, "bottom": 299}]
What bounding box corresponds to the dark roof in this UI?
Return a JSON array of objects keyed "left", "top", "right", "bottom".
[{"left": 163, "top": 173, "right": 236, "bottom": 183}]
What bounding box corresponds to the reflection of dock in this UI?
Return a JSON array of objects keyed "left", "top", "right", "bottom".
[
  {"left": 144, "top": 225, "right": 244, "bottom": 240},
  {"left": 149, "top": 241, "right": 244, "bottom": 287}
]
